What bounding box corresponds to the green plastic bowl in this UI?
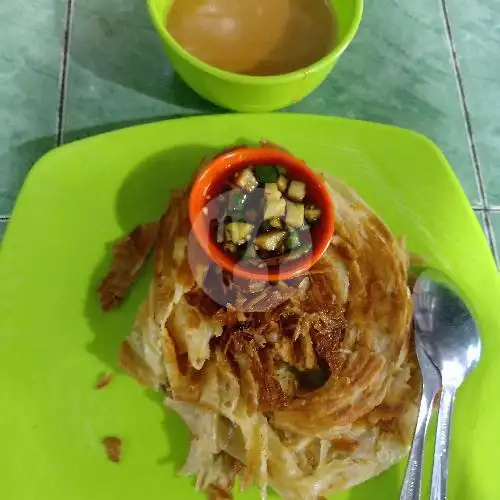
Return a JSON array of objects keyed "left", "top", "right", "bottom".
[{"left": 147, "top": 0, "right": 363, "bottom": 112}]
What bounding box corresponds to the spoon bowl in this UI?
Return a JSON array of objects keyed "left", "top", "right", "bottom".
[{"left": 414, "top": 270, "right": 482, "bottom": 388}]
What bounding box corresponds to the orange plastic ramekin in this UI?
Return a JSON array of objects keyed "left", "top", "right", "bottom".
[{"left": 189, "top": 147, "right": 334, "bottom": 281}]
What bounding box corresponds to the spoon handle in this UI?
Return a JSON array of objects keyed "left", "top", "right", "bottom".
[
  {"left": 400, "top": 388, "right": 436, "bottom": 500},
  {"left": 431, "top": 386, "right": 456, "bottom": 500}
]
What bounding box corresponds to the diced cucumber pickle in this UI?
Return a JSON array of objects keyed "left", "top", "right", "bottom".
[
  {"left": 235, "top": 168, "right": 258, "bottom": 192},
  {"left": 304, "top": 204, "right": 322, "bottom": 223},
  {"left": 287, "top": 180, "right": 306, "bottom": 202},
  {"left": 286, "top": 201, "right": 305, "bottom": 228},
  {"left": 286, "top": 229, "right": 301, "bottom": 250},
  {"left": 264, "top": 183, "right": 282, "bottom": 200},
  {"left": 264, "top": 198, "right": 286, "bottom": 220},
  {"left": 217, "top": 161, "right": 318, "bottom": 266},
  {"left": 225, "top": 222, "right": 254, "bottom": 245},
  {"left": 269, "top": 217, "right": 283, "bottom": 229},
  {"left": 255, "top": 230, "right": 288, "bottom": 251},
  {"left": 277, "top": 174, "right": 288, "bottom": 193}
]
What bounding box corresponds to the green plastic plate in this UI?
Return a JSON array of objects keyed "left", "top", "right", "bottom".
[{"left": 0, "top": 114, "right": 498, "bottom": 500}]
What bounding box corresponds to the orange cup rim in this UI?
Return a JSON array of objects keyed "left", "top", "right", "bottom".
[{"left": 189, "top": 147, "right": 335, "bottom": 281}]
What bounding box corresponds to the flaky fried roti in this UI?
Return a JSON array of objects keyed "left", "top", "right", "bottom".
[{"left": 101, "top": 174, "right": 419, "bottom": 500}]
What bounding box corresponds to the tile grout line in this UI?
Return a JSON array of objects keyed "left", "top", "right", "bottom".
[
  {"left": 440, "top": 0, "right": 497, "bottom": 262},
  {"left": 3, "top": 0, "right": 74, "bottom": 235},
  {"left": 474, "top": 207, "right": 500, "bottom": 213},
  {"left": 483, "top": 211, "right": 499, "bottom": 266},
  {"left": 474, "top": 211, "right": 499, "bottom": 266},
  {"left": 439, "top": 0, "right": 489, "bottom": 210},
  {"left": 55, "top": 0, "right": 75, "bottom": 146}
]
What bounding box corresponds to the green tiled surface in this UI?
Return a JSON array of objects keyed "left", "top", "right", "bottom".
[
  {"left": 63, "top": 0, "right": 479, "bottom": 203},
  {"left": 490, "top": 212, "right": 500, "bottom": 264},
  {"left": 62, "top": 0, "right": 217, "bottom": 142},
  {"left": 65, "top": 0, "right": 479, "bottom": 204},
  {"left": 473, "top": 209, "right": 491, "bottom": 258},
  {"left": 0, "top": 1, "right": 67, "bottom": 215},
  {"left": 290, "top": 0, "right": 478, "bottom": 203},
  {"left": 475, "top": 209, "right": 486, "bottom": 232},
  {"left": 0, "top": 220, "right": 7, "bottom": 241},
  {"left": 445, "top": 0, "right": 500, "bottom": 207},
  {"left": 1, "top": 0, "right": 499, "bottom": 262}
]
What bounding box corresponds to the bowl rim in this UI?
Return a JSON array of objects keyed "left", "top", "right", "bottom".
[
  {"left": 188, "top": 146, "right": 335, "bottom": 281},
  {"left": 147, "top": 0, "right": 364, "bottom": 85}
]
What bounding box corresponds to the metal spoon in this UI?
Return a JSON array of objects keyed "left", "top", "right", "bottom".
[
  {"left": 413, "top": 270, "right": 481, "bottom": 500},
  {"left": 400, "top": 333, "right": 441, "bottom": 500}
]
